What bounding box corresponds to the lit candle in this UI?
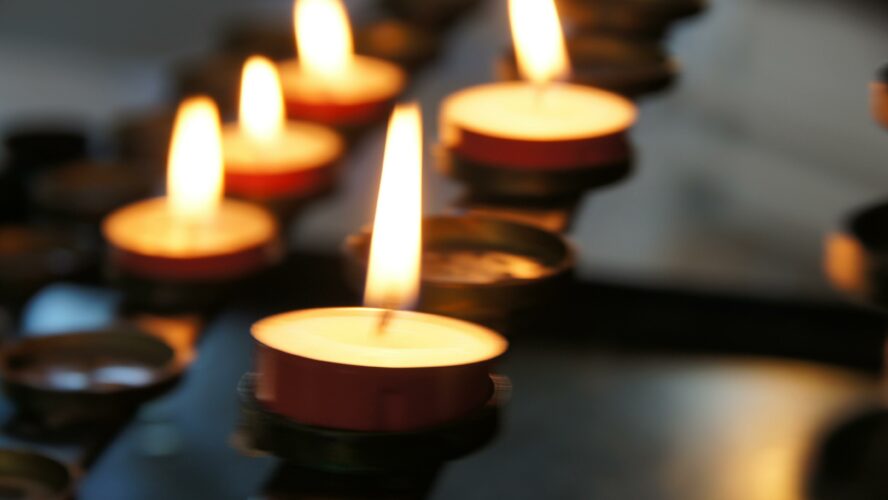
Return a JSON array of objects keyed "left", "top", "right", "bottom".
[
  {"left": 252, "top": 103, "right": 508, "bottom": 432},
  {"left": 279, "top": 0, "right": 407, "bottom": 129},
  {"left": 439, "top": 0, "right": 637, "bottom": 198},
  {"left": 103, "top": 97, "right": 280, "bottom": 283},
  {"left": 223, "top": 56, "right": 345, "bottom": 201}
]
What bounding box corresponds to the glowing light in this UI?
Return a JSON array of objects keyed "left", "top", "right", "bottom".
[
  {"left": 166, "top": 96, "right": 224, "bottom": 222},
  {"left": 239, "top": 56, "right": 286, "bottom": 142},
  {"left": 294, "top": 0, "right": 354, "bottom": 81},
  {"left": 364, "top": 103, "right": 423, "bottom": 310},
  {"left": 509, "top": 0, "right": 570, "bottom": 84}
]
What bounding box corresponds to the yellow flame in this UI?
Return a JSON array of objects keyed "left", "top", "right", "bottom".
[
  {"left": 509, "top": 0, "right": 570, "bottom": 84},
  {"left": 240, "top": 56, "right": 285, "bottom": 142},
  {"left": 166, "top": 96, "right": 224, "bottom": 222},
  {"left": 364, "top": 103, "right": 423, "bottom": 310},
  {"left": 294, "top": 0, "right": 354, "bottom": 81}
]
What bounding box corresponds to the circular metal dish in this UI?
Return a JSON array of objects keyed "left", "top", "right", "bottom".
[
  {"left": 0, "top": 328, "right": 186, "bottom": 427},
  {"left": 344, "top": 215, "right": 574, "bottom": 323}
]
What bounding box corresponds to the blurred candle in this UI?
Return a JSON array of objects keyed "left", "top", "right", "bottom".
[
  {"left": 223, "top": 56, "right": 344, "bottom": 201},
  {"left": 440, "top": 0, "right": 636, "bottom": 179},
  {"left": 279, "top": 0, "right": 406, "bottom": 129},
  {"left": 103, "top": 97, "right": 279, "bottom": 282}
]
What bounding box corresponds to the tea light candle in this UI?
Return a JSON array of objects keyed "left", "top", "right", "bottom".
[
  {"left": 223, "top": 56, "right": 344, "bottom": 201},
  {"left": 252, "top": 104, "right": 508, "bottom": 432},
  {"left": 279, "top": 0, "right": 406, "bottom": 128},
  {"left": 103, "top": 97, "right": 280, "bottom": 282},
  {"left": 439, "top": 0, "right": 637, "bottom": 197}
]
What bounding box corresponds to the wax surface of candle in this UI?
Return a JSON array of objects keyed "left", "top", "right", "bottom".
[
  {"left": 279, "top": 56, "right": 405, "bottom": 104},
  {"left": 441, "top": 81, "right": 636, "bottom": 142},
  {"left": 223, "top": 122, "right": 343, "bottom": 172},
  {"left": 253, "top": 307, "right": 507, "bottom": 368},
  {"left": 104, "top": 198, "right": 276, "bottom": 257}
]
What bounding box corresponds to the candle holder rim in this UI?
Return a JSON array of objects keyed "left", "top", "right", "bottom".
[
  {"left": 102, "top": 196, "right": 280, "bottom": 259},
  {"left": 0, "top": 328, "right": 187, "bottom": 398}
]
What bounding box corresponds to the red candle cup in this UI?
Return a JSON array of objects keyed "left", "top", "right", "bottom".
[
  {"left": 871, "top": 64, "right": 888, "bottom": 129},
  {"left": 439, "top": 81, "right": 637, "bottom": 199},
  {"left": 223, "top": 123, "right": 344, "bottom": 203},
  {"left": 251, "top": 307, "right": 508, "bottom": 432},
  {"left": 279, "top": 56, "right": 405, "bottom": 131},
  {"left": 281, "top": 0, "right": 407, "bottom": 133},
  {"left": 497, "top": 34, "right": 678, "bottom": 98}
]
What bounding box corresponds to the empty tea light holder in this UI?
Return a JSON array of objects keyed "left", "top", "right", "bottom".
[
  {"left": 0, "top": 328, "right": 186, "bottom": 430},
  {"left": 825, "top": 199, "right": 888, "bottom": 308},
  {"left": 345, "top": 214, "right": 574, "bottom": 327}
]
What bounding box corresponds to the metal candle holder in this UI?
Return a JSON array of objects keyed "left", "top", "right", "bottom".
[
  {"left": 0, "top": 328, "right": 186, "bottom": 430},
  {"left": 556, "top": 0, "right": 707, "bottom": 39},
  {"left": 237, "top": 373, "right": 507, "bottom": 497},
  {"left": 437, "top": 143, "right": 632, "bottom": 204},
  {"left": 0, "top": 227, "right": 90, "bottom": 315},
  {"left": 0, "top": 449, "right": 74, "bottom": 500},
  {"left": 345, "top": 215, "right": 574, "bottom": 327},
  {"left": 497, "top": 35, "right": 677, "bottom": 99}
]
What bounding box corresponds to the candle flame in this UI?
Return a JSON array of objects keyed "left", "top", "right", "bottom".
[
  {"left": 240, "top": 56, "right": 286, "bottom": 142},
  {"left": 295, "top": 0, "right": 354, "bottom": 81},
  {"left": 509, "top": 0, "right": 570, "bottom": 84},
  {"left": 364, "top": 103, "right": 423, "bottom": 311},
  {"left": 166, "top": 96, "right": 224, "bottom": 222}
]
